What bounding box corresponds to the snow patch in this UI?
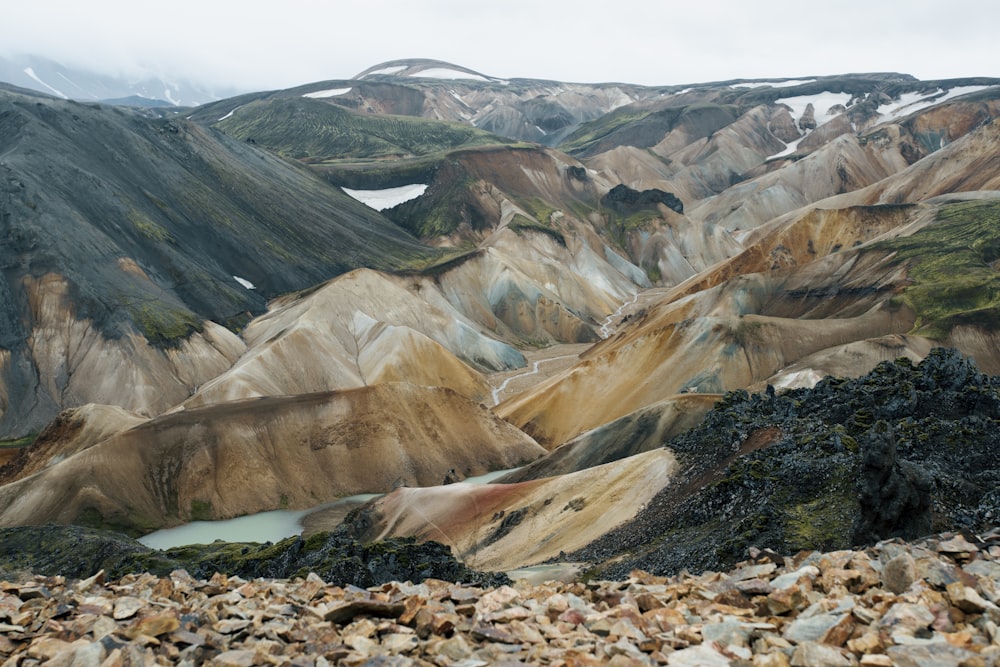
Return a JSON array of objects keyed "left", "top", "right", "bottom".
[
  {"left": 772, "top": 368, "right": 824, "bottom": 390},
  {"left": 303, "top": 87, "right": 352, "bottom": 98},
  {"left": 775, "top": 91, "right": 852, "bottom": 129},
  {"left": 734, "top": 79, "right": 816, "bottom": 89},
  {"left": 218, "top": 106, "right": 241, "bottom": 121},
  {"left": 23, "top": 67, "right": 67, "bottom": 99},
  {"left": 877, "top": 85, "right": 992, "bottom": 121},
  {"left": 233, "top": 276, "right": 255, "bottom": 290},
  {"left": 410, "top": 67, "right": 488, "bottom": 82},
  {"left": 163, "top": 86, "right": 181, "bottom": 107},
  {"left": 363, "top": 65, "right": 408, "bottom": 77},
  {"left": 341, "top": 184, "right": 428, "bottom": 211},
  {"left": 767, "top": 135, "right": 808, "bottom": 160}
]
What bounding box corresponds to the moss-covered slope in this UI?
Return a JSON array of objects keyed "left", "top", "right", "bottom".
[
  {"left": 0, "top": 525, "right": 507, "bottom": 586},
  {"left": 216, "top": 97, "right": 512, "bottom": 162},
  {"left": 876, "top": 199, "right": 1000, "bottom": 339}
]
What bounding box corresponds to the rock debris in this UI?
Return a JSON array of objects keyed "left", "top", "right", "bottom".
[{"left": 1, "top": 528, "right": 998, "bottom": 666}]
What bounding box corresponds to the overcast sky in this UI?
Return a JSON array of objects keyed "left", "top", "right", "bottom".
[{"left": 2, "top": 0, "right": 996, "bottom": 91}]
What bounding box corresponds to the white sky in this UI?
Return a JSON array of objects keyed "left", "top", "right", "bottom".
[{"left": 1, "top": 0, "right": 996, "bottom": 91}]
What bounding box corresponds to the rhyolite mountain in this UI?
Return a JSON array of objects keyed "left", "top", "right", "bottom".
[{"left": 1, "top": 60, "right": 1000, "bottom": 580}]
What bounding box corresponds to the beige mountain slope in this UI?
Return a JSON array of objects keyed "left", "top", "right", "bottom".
[
  {"left": 352, "top": 449, "right": 678, "bottom": 571},
  {"left": 15, "top": 273, "right": 246, "bottom": 420},
  {"left": 182, "top": 269, "right": 512, "bottom": 408},
  {"left": 0, "top": 383, "right": 545, "bottom": 533},
  {"left": 181, "top": 227, "right": 654, "bottom": 409}
]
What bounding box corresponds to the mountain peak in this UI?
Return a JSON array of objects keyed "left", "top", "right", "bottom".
[{"left": 353, "top": 58, "right": 501, "bottom": 83}]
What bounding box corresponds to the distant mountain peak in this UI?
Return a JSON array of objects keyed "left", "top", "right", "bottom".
[
  {"left": 0, "top": 54, "right": 244, "bottom": 107},
  {"left": 353, "top": 58, "right": 503, "bottom": 83}
]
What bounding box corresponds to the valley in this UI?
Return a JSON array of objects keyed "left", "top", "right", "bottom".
[{"left": 1, "top": 59, "right": 1000, "bottom": 605}]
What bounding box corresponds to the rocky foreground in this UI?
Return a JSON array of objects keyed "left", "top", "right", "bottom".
[{"left": 1, "top": 529, "right": 998, "bottom": 666}]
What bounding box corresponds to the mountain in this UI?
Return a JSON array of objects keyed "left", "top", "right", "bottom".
[
  {"left": 1, "top": 60, "right": 1000, "bottom": 584},
  {"left": 0, "top": 83, "right": 437, "bottom": 435},
  {"left": 0, "top": 54, "right": 242, "bottom": 106}
]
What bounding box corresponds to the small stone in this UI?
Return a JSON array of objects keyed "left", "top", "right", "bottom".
[
  {"left": 771, "top": 566, "right": 819, "bottom": 591},
  {"left": 878, "top": 602, "right": 934, "bottom": 638},
  {"left": 431, "top": 634, "right": 472, "bottom": 661},
  {"left": 125, "top": 610, "right": 180, "bottom": 639},
  {"left": 66, "top": 642, "right": 107, "bottom": 667},
  {"left": 735, "top": 578, "right": 774, "bottom": 596},
  {"left": 634, "top": 592, "right": 666, "bottom": 612},
  {"left": 789, "top": 641, "right": 851, "bottom": 667},
  {"left": 664, "top": 642, "right": 734, "bottom": 666},
  {"left": 702, "top": 620, "right": 750, "bottom": 647},
  {"left": 213, "top": 649, "right": 258, "bottom": 667},
  {"left": 753, "top": 652, "right": 791, "bottom": 667},
  {"left": 381, "top": 632, "right": 419, "bottom": 653},
  {"left": 858, "top": 655, "right": 893, "bottom": 666},
  {"left": 26, "top": 637, "right": 75, "bottom": 660},
  {"left": 882, "top": 552, "right": 918, "bottom": 594},
  {"left": 470, "top": 623, "right": 518, "bottom": 644},
  {"left": 887, "top": 642, "right": 980, "bottom": 667},
  {"left": 398, "top": 595, "right": 424, "bottom": 625},
  {"left": 74, "top": 571, "right": 105, "bottom": 593},
  {"left": 784, "top": 612, "right": 847, "bottom": 644},
  {"left": 111, "top": 597, "right": 144, "bottom": 620},
  {"left": 213, "top": 618, "right": 251, "bottom": 634},
  {"left": 732, "top": 563, "right": 778, "bottom": 582},
  {"left": 323, "top": 599, "right": 405, "bottom": 624},
  {"left": 767, "top": 585, "right": 805, "bottom": 616},
  {"left": 947, "top": 582, "right": 997, "bottom": 614},
  {"left": 819, "top": 569, "right": 863, "bottom": 594},
  {"left": 938, "top": 535, "right": 981, "bottom": 556}
]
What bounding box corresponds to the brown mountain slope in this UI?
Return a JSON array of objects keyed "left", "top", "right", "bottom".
[
  {"left": 0, "top": 383, "right": 545, "bottom": 534},
  {"left": 352, "top": 449, "right": 678, "bottom": 571}
]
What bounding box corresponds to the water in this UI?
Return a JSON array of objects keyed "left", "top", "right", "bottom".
[{"left": 138, "top": 469, "right": 520, "bottom": 549}]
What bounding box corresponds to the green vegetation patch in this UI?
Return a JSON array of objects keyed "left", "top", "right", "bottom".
[
  {"left": 126, "top": 301, "right": 203, "bottom": 348},
  {"left": 217, "top": 98, "right": 511, "bottom": 162},
  {"left": 127, "top": 208, "right": 173, "bottom": 243},
  {"left": 0, "top": 433, "right": 37, "bottom": 449},
  {"left": 876, "top": 199, "right": 1000, "bottom": 339},
  {"left": 508, "top": 215, "right": 567, "bottom": 246}
]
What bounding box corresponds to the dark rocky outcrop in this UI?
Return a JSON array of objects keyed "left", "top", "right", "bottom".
[
  {"left": 0, "top": 524, "right": 508, "bottom": 587},
  {"left": 575, "top": 348, "right": 1000, "bottom": 578},
  {"left": 600, "top": 184, "right": 684, "bottom": 214}
]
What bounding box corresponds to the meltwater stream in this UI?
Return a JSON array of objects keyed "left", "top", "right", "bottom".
[{"left": 138, "top": 468, "right": 519, "bottom": 550}]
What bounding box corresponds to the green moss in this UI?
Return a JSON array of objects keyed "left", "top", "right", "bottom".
[
  {"left": 189, "top": 500, "right": 213, "bottom": 521},
  {"left": 0, "top": 433, "right": 37, "bottom": 448},
  {"left": 783, "top": 492, "right": 855, "bottom": 552},
  {"left": 127, "top": 208, "right": 173, "bottom": 243},
  {"left": 874, "top": 199, "right": 1000, "bottom": 339},
  {"left": 127, "top": 301, "right": 203, "bottom": 347},
  {"left": 76, "top": 506, "right": 158, "bottom": 539},
  {"left": 508, "top": 214, "right": 567, "bottom": 246}
]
